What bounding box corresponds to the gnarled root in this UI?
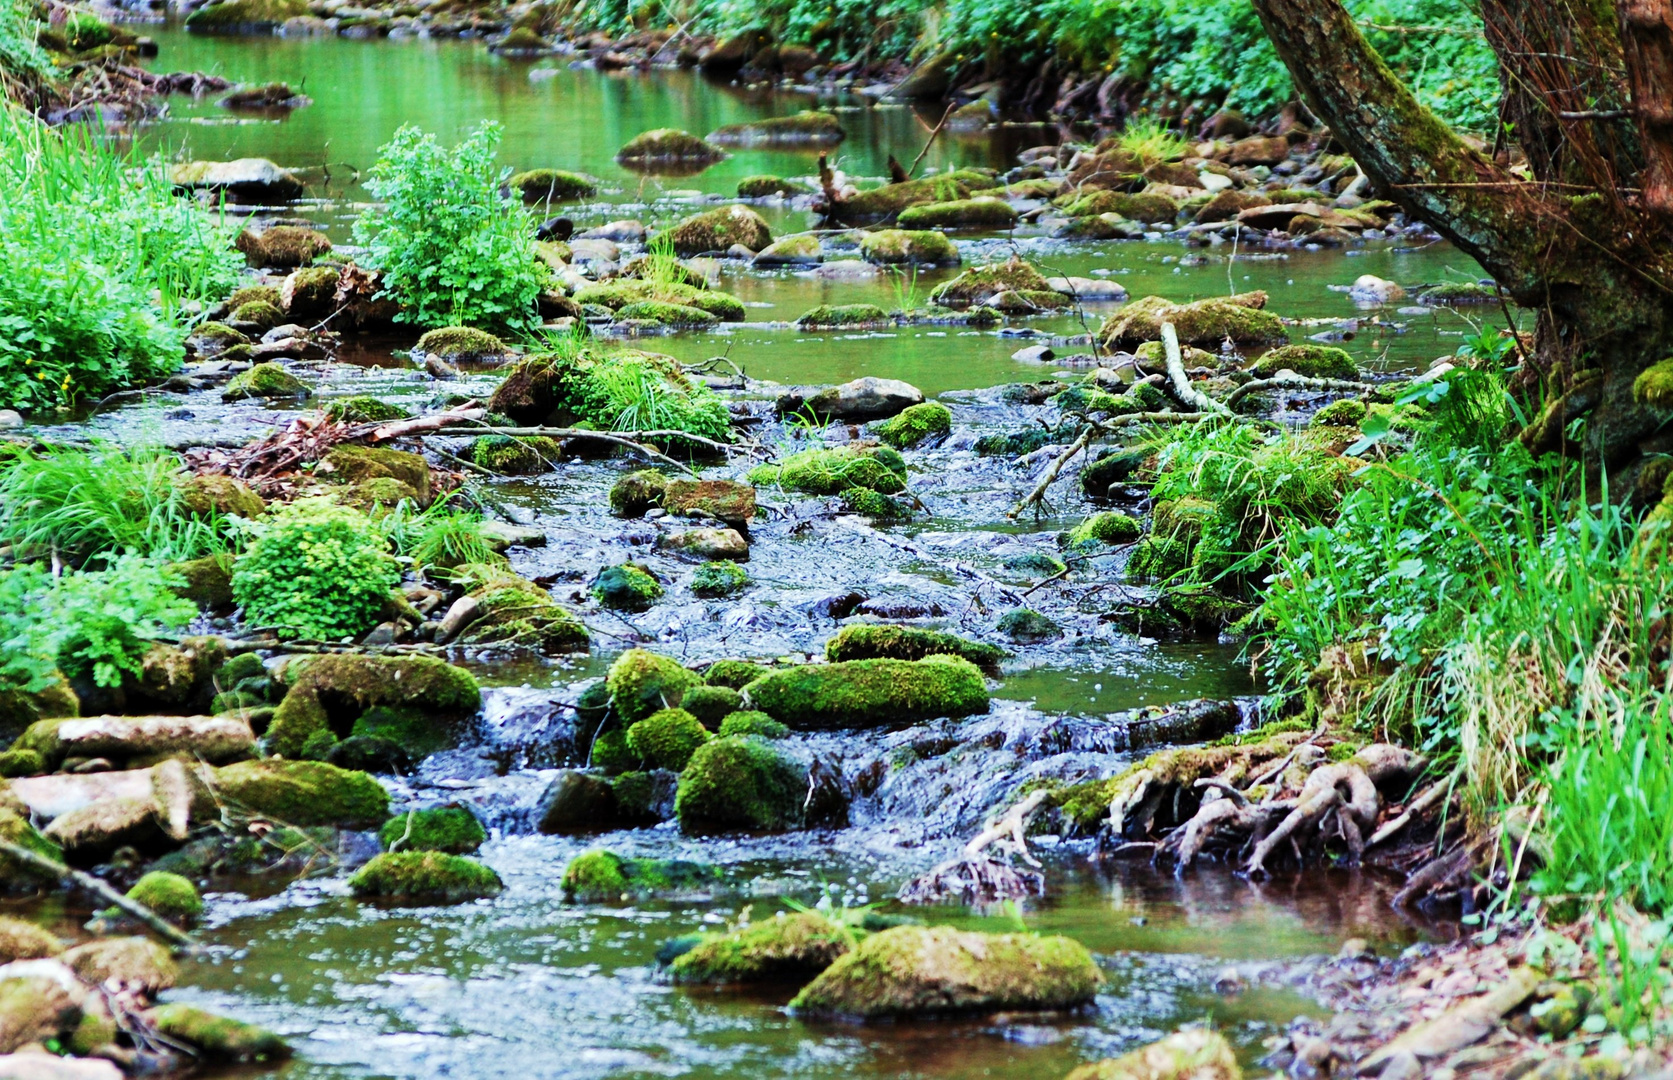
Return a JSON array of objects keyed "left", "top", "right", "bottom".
[
  {"left": 899, "top": 790, "right": 1048, "bottom": 906},
  {"left": 1246, "top": 763, "right": 1379, "bottom": 877}
]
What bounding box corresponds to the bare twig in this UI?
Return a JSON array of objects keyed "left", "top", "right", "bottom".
[
  {"left": 1007, "top": 424, "right": 1094, "bottom": 519},
  {"left": 1161, "top": 323, "right": 1229, "bottom": 415}
]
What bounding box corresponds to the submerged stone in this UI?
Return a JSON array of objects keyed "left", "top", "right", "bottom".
[
  {"left": 1064, "top": 1028, "right": 1240, "bottom": 1080},
  {"left": 148, "top": 1003, "right": 292, "bottom": 1063},
  {"left": 560, "top": 849, "right": 720, "bottom": 902}
]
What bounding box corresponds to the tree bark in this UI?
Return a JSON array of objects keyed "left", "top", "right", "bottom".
[{"left": 1621, "top": 0, "right": 1673, "bottom": 212}]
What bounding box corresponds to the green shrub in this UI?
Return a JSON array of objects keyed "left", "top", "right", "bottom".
[
  {"left": 231, "top": 500, "right": 401, "bottom": 640},
  {"left": 352, "top": 122, "right": 545, "bottom": 331},
  {"left": 0, "top": 108, "right": 240, "bottom": 412}
]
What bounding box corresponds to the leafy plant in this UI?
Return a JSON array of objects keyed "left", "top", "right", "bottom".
[
  {"left": 353, "top": 121, "right": 546, "bottom": 332},
  {"left": 231, "top": 500, "right": 401, "bottom": 640}
]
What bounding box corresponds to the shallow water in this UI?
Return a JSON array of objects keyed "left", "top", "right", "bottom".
[{"left": 24, "top": 30, "right": 1492, "bottom": 1078}]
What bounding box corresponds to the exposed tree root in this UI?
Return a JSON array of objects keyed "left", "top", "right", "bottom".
[{"left": 899, "top": 790, "right": 1048, "bottom": 906}]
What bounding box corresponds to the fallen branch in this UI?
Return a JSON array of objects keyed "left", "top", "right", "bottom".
[
  {"left": 831, "top": 518, "right": 1023, "bottom": 603},
  {"left": 906, "top": 101, "right": 958, "bottom": 178},
  {"left": 1221, "top": 375, "right": 1376, "bottom": 410},
  {"left": 1367, "top": 766, "right": 1459, "bottom": 848},
  {"left": 1161, "top": 322, "right": 1230, "bottom": 415},
  {"left": 1007, "top": 424, "right": 1093, "bottom": 519},
  {"left": 0, "top": 838, "right": 195, "bottom": 949}
]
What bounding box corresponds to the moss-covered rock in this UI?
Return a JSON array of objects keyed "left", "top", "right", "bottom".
[
  {"left": 742, "top": 656, "right": 988, "bottom": 729},
  {"left": 796, "top": 303, "right": 890, "bottom": 329},
  {"left": 1635, "top": 359, "right": 1673, "bottom": 410},
  {"left": 279, "top": 264, "right": 340, "bottom": 320},
  {"left": 929, "top": 257, "right": 1057, "bottom": 307},
  {"left": 662, "top": 479, "right": 757, "bottom": 525},
  {"left": 378, "top": 804, "right": 485, "bottom": 854},
  {"left": 709, "top": 111, "right": 846, "bottom": 147},
  {"left": 789, "top": 926, "right": 1102, "bottom": 1019},
  {"left": 607, "top": 649, "right": 700, "bottom": 724},
  {"left": 213, "top": 759, "right": 389, "bottom": 828},
  {"left": 1249, "top": 343, "right": 1357, "bottom": 380},
  {"left": 616, "top": 128, "right": 724, "bottom": 165},
  {"left": 871, "top": 401, "right": 951, "bottom": 448},
  {"left": 704, "top": 659, "right": 769, "bottom": 689},
  {"left": 185, "top": 0, "right": 306, "bottom": 32},
  {"left": 674, "top": 735, "right": 807, "bottom": 832},
  {"left": 1064, "top": 1028, "right": 1240, "bottom": 1080},
  {"left": 592, "top": 563, "right": 664, "bottom": 612},
  {"left": 323, "top": 395, "right": 410, "bottom": 424},
  {"left": 837, "top": 170, "right": 1000, "bottom": 222},
  {"left": 266, "top": 654, "right": 480, "bottom": 760},
  {"left": 625, "top": 708, "right": 711, "bottom": 771},
  {"left": 149, "top": 1004, "right": 291, "bottom": 1063},
  {"left": 1418, "top": 281, "right": 1498, "bottom": 305},
  {"left": 1063, "top": 190, "right": 1178, "bottom": 224},
  {"left": 665, "top": 205, "right": 772, "bottom": 257},
  {"left": 508, "top": 168, "right": 598, "bottom": 201},
  {"left": 1311, "top": 398, "right": 1369, "bottom": 427},
  {"left": 717, "top": 711, "right": 787, "bottom": 738},
  {"left": 752, "top": 233, "right": 823, "bottom": 265},
  {"left": 748, "top": 444, "right": 907, "bottom": 496},
  {"left": 858, "top": 229, "right": 960, "bottom": 266},
  {"left": 896, "top": 197, "right": 1017, "bottom": 230},
  {"left": 678, "top": 684, "right": 744, "bottom": 726},
  {"left": 670, "top": 911, "right": 852, "bottom": 983},
  {"left": 610, "top": 469, "right": 670, "bottom": 516},
  {"left": 561, "top": 849, "right": 720, "bottom": 901},
  {"left": 63, "top": 936, "right": 179, "bottom": 993},
  {"left": 470, "top": 433, "right": 560, "bottom": 474},
  {"left": 838, "top": 487, "right": 912, "bottom": 519},
  {"left": 615, "top": 300, "right": 720, "bottom": 328},
  {"left": 997, "top": 608, "right": 1062, "bottom": 643},
  {"left": 0, "top": 916, "right": 61, "bottom": 962},
  {"left": 456, "top": 573, "right": 589, "bottom": 654},
  {"left": 321, "top": 444, "right": 432, "bottom": 504},
  {"left": 234, "top": 225, "right": 330, "bottom": 268},
  {"left": 125, "top": 871, "right": 203, "bottom": 925},
  {"left": 1100, "top": 292, "right": 1286, "bottom": 350},
  {"left": 222, "top": 362, "right": 310, "bottom": 401},
  {"left": 824, "top": 625, "right": 1006, "bottom": 674},
  {"left": 416, "top": 326, "right": 506, "bottom": 363},
  {"left": 1068, "top": 511, "right": 1142, "bottom": 548},
  {"left": 0, "top": 808, "right": 62, "bottom": 886},
  {"left": 349, "top": 851, "right": 502, "bottom": 904},
  {"left": 738, "top": 175, "right": 813, "bottom": 198}
]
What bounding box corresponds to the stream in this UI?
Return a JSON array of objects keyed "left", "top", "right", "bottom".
[{"left": 18, "top": 25, "right": 1489, "bottom": 1077}]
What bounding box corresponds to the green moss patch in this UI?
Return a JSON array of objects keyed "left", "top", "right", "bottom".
[
  {"left": 378, "top": 804, "right": 486, "bottom": 854},
  {"left": 212, "top": 759, "right": 389, "bottom": 828},
  {"left": 748, "top": 444, "right": 906, "bottom": 496},
  {"left": 670, "top": 911, "right": 852, "bottom": 983},
  {"left": 896, "top": 197, "right": 1017, "bottom": 230},
  {"left": 266, "top": 654, "right": 480, "bottom": 760},
  {"left": 824, "top": 624, "right": 1006, "bottom": 674},
  {"left": 607, "top": 649, "right": 700, "bottom": 724},
  {"left": 743, "top": 655, "right": 989, "bottom": 729},
  {"left": 349, "top": 851, "right": 502, "bottom": 904},
  {"left": 796, "top": 303, "right": 889, "bottom": 329},
  {"left": 674, "top": 735, "right": 807, "bottom": 832},
  {"left": 872, "top": 402, "right": 951, "bottom": 448},
  {"left": 125, "top": 871, "right": 202, "bottom": 924},
  {"left": 561, "top": 849, "right": 721, "bottom": 902},
  {"left": 508, "top": 168, "right": 598, "bottom": 201},
  {"left": 593, "top": 563, "right": 664, "bottom": 611},
  {"left": 149, "top": 1004, "right": 291, "bottom": 1063},
  {"left": 625, "top": 707, "right": 711, "bottom": 771},
  {"left": 1249, "top": 343, "right": 1357, "bottom": 380}
]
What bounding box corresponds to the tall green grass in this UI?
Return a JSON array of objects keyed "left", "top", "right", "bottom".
[{"left": 0, "top": 105, "right": 241, "bottom": 412}]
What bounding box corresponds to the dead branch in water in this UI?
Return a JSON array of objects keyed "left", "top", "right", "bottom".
[{"left": 0, "top": 838, "right": 195, "bottom": 949}]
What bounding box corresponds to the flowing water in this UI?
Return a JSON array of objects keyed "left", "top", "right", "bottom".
[{"left": 33, "top": 27, "right": 1492, "bottom": 1077}]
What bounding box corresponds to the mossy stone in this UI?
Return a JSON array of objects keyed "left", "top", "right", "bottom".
[
  {"left": 737, "top": 175, "right": 812, "bottom": 198},
  {"left": 928, "top": 256, "right": 1054, "bottom": 306},
  {"left": 795, "top": 303, "right": 890, "bottom": 329},
  {"left": 606, "top": 649, "right": 701, "bottom": 724},
  {"left": 348, "top": 851, "right": 502, "bottom": 904},
  {"left": 0, "top": 808, "right": 62, "bottom": 886},
  {"left": 321, "top": 444, "right": 431, "bottom": 504},
  {"left": 213, "top": 759, "right": 389, "bottom": 828},
  {"left": 416, "top": 326, "right": 506, "bottom": 362},
  {"left": 674, "top": 735, "right": 807, "bottom": 832},
  {"left": 1063, "top": 189, "right": 1179, "bottom": 224},
  {"left": 234, "top": 225, "right": 330, "bottom": 268},
  {"left": 665, "top": 205, "right": 772, "bottom": 256},
  {"left": 1068, "top": 511, "right": 1142, "bottom": 549},
  {"left": 561, "top": 849, "right": 721, "bottom": 902},
  {"left": 1250, "top": 343, "right": 1357, "bottom": 380},
  {"left": 185, "top": 0, "right": 307, "bottom": 32},
  {"left": 704, "top": 660, "right": 769, "bottom": 689},
  {"left": 616, "top": 128, "right": 724, "bottom": 164},
  {"left": 837, "top": 170, "right": 998, "bottom": 222},
  {"left": 125, "top": 871, "right": 203, "bottom": 924},
  {"left": 872, "top": 402, "right": 951, "bottom": 448},
  {"left": 590, "top": 728, "right": 636, "bottom": 775},
  {"left": 896, "top": 197, "right": 1018, "bottom": 230},
  {"left": 858, "top": 229, "right": 959, "bottom": 266},
  {"left": 709, "top": 111, "right": 846, "bottom": 146},
  {"left": 690, "top": 560, "right": 750, "bottom": 597},
  {"left": 280, "top": 265, "right": 339, "bottom": 319},
  {"left": 457, "top": 575, "right": 589, "bottom": 655},
  {"left": 266, "top": 654, "right": 480, "bottom": 760},
  {"left": 176, "top": 473, "right": 266, "bottom": 518},
  {"left": 470, "top": 433, "right": 560, "bottom": 474},
  {"left": 747, "top": 444, "right": 907, "bottom": 496},
  {"left": 743, "top": 656, "right": 988, "bottom": 730},
  {"left": 0, "top": 916, "right": 61, "bottom": 962},
  {"left": 838, "top": 487, "right": 911, "bottom": 519},
  {"left": 615, "top": 301, "right": 720, "bottom": 327},
  {"left": 1312, "top": 398, "right": 1369, "bottom": 427},
  {"left": 997, "top": 608, "right": 1062, "bottom": 643},
  {"left": 1063, "top": 1028, "right": 1240, "bottom": 1080},
  {"left": 1100, "top": 292, "right": 1286, "bottom": 350},
  {"left": 378, "top": 804, "right": 486, "bottom": 854},
  {"left": 678, "top": 685, "right": 743, "bottom": 726},
  {"left": 1635, "top": 359, "right": 1673, "bottom": 410},
  {"left": 593, "top": 563, "right": 664, "bottom": 612},
  {"left": 717, "top": 711, "right": 788, "bottom": 738},
  {"left": 149, "top": 1004, "right": 291, "bottom": 1063},
  {"left": 625, "top": 708, "right": 711, "bottom": 771},
  {"left": 609, "top": 469, "right": 670, "bottom": 516},
  {"left": 222, "top": 362, "right": 310, "bottom": 401},
  {"left": 824, "top": 624, "right": 1006, "bottom": 674},
  {"left": 669, "top": 911, "right": 852, "bottom": 984},
  {"left": 508, "top": 168, "right": 598, "bottom": 201}
]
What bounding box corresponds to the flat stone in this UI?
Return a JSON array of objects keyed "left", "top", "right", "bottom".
[
  {"left": 479, "top": 521, "right": 547, "bottom": 549},
  {"left": 576, "top": 220, "right": 646, "bottom": 243},
  {"left": 9, "top": 770, "right": 154, "bottom": 822},
  {"left": 54, "top": 716, "right": 255, "bottom": 765},
  {"left": 1011, "top": 345, "right": 1055, "bottom": 363},
  {"left": 568, "top": 239, "right": 623, "bottom": 264},
  {"left": 1046, "top": 276, "right": 1128, "bottom": 301},
  {"left": 658, "top": 527, "right": 748, "bottom": 561},
  {"left": 787, "top": 376, "right": 924, "bottom": 421},
  {"left": 167, "top": 158, "right": 304, "bottom": 202}
]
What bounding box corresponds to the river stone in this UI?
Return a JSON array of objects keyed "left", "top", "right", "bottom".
[
  {"left": 1347, "top": 274, "right": 1407, "bottom": 304},
  {"left": 42, "top": 796, "right": 161, "bottom": 858},
  {"left": 1064, "top": 1028, "right": 1240, "bottom": 1080},
  {"left": 668, "top": 911, "right": 851, "bottom": 984},
  {"left": 535, "top": 770, "right": 617, "bottom": 833},
  {"left": 576, "top": 220, "right": 647, "bottom": 243},
  {"left": 788, "top": 926, "right": 1102, "bottom": 1019},
  {"left": 0, "top": 1050, "right": 124, "bottom": 1079},
  {"left": 8, "top": 770, "right": 154, "bottom": 822},
  {"left": 1047, "top": 276, "right": 1128, "bottom": 301},
  {"left": 61, "top": 938, "right": 178, "bottom": 994},
  {"left": 795, "top": 377, "right": 924, "bottom": 421},
  {"left": 479, "top": 521, "right": 547, "bottom": 549},
  {"left": 0, "top": 962, "right": 83, "bottom": 1054},
  {"left": 661, "top": 479, "right": 756, "bottom": 525},
  {"left": 1224, "top": 136, "right": 1290, "bottom": 167},
  {"left": 146, "top": 1004, "right": 291, "bottom": 1063},
  {"left": 753, "top": 234, "right": 823, "bottom": 267},
  {"left": 52, "top": 715, "right": 254, "bottom": 766},
  {"left": 167, "top": 158, "right": 304, "bottom": 202},
  {"left": 658, "top": 528, "right": 748, "bottom": 561}
]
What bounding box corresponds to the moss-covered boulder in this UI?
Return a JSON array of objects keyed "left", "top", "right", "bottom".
[
  {"left": 616, "top": 128, "right": 724, "bottom": 165},
  {"left": 1064, "top": 1028, "right": 1240, "bottom": 1080},
  {"left": 665, "top": 205, "right": 772, "bottom": 257},
  {"left": 674, "top": 735, "right": 807, "bottom": 832},
  {"left": 872, "top": 401, "right": 951, "bottom": 449},
  {"left": 896, "top": 197, "right": 1018, "bottom": 230},
  {"left": 266, "top": 655, "right": 480, "bottom": 760},
  {"left": 0, "top": 807, "right": 63, "bottom": 886},
  {"left": 561, "top": 849, "right": 720, "bottom": 902},
  {"left": 837, "top": 170, "right": 1000, "bottom": 222},
  {"left": 0, "top": 916, "right": 61, "bottom": 962},
  {"left": 606, "top": 649, "right": 700, "bottom": 724},
  {"left": 320, "top": 444, "right": 431, "bottom": 505},
  {"left": 222, "top": 362, "right": 310, "bottom": 401},
  {"left": 824, "top": 624, "right": 1005, "bottom": 674},
  {"left": 691, "top": 561, "right": 750, "bottom": 597},
  {"left": 742, "top": 656, "right": 988, "bottom": 729},
  {"left": 320, "top": 396, "right": 407, "bottom": 426},
  {"left": 717, "top": 711, "right": 787, "bottom": 738},
  {"left": 708, "top": 111, "right": 846, "bottom": 147},
  {"left": 704, "top": 660, "right": 770, "bottom": 689},
  {"left": 747, "top": 444, "right": 907, "bottom": 496},
  {"left": 455, "top": 573, "right": 590, "bottom": 654},
  {"left": 416, "top": 326, "right": 506, "bottom": 364},
  {"left": 1249, "top": 343, "right": 1357, "bottom": 380},
  {"left": 1068, "top": 511, "right": 1142, "bottom": 548},
  {"left": 125, "top": 871, "right": 203, "bottom": 925},
  {"left": 678, "top": 685, "right": 743, "bottom": 726},
  {"left": 929, "top": 257, "right": 1056, "bottom": 307},
  {"left": 857, "top": 233, "right": 961, "bottom": 274},
  {"left": 609, "top": 469, "right": 670, "bottom": 516},
  {"left": 662, "top": 479, "right": 756, "bottom": 526},
  {"left": 213, "top": 759, "right": 389, "bottom": 828},
  {"left": 789, "top": 926, "right": 1102, "bottom": 1019},
  {"left": 1311, "top": 398, "right": 1369, "bottom": 427},
  {"left": 276, "top": 264, "right": 339, "bottom": 320},
  {"left": 753, "top": 233, "right": 823, "bottom": 265},
  {"left": 615, "top": 300, "right": 721, "bottom": 328},
  {"left": 149, "top": 1004, "right": 292, "bottom": 1063},
  {"left": 349, "top": 851, "right": 502, "bottom": 904},
  {"left": 1099, "top": 292, "right": 1286, "bottom": 350},
  {"left": 185, "top": 0, "right": 307, "bottom": 33},
  {"left": 234, "top": 225, "right": 330, "bottom": 268},
  {"left": 378, "top": 804, "right": 485, "bottom": 854},
  {"left": 592, "top": 563, "right": 664, "bottom": 612},
  {"left": 470, "top": 433, "right": 560, "bottom": 474},
  {"left": 1063, "top": 189, "right": 1179, "bottom": 224},
  {"left": 796, "top": 303, "right": 890, "bottom": 329},
  {"left": 508, "top": 168, "right": 598, "bottom": 201},
  {"left": 624, "top": 708, "right": 711, "bottom": 771},
  {"left": 669, "top": 911, "right": 852, "bottom": 983}
]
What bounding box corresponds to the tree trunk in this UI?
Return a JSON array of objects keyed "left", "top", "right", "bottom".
[{"left": 1250, "top": 0, "right": 1673, "bottom": 473}]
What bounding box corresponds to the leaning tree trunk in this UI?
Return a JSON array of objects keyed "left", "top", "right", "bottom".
[{"left": 1250, "top": 0, "right": 1673, "bottom": 476}]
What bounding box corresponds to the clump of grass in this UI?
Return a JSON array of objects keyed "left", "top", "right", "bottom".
[
  {"left": 1117, "top": 117, "right": 1190, "bottom": 166},
  {"left": 577, "top": 353, "right": 732, "bottom": 444}
]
